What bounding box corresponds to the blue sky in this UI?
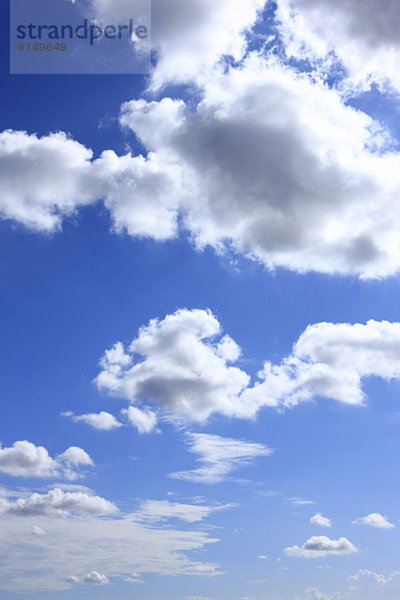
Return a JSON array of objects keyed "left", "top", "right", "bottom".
[{"left": 2, "top": 1, "right": 400, "bottom": 599}]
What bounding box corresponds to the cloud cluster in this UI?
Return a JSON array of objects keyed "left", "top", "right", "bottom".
[
  {"left": 285, "top": 536, "right": 357, "bottom": 558},
  {"left": 95, "top": 310, "right": 400, "bottom": 421},
  {"left": 170, "top": 433, "right": 273, "bottom": 484},
  {"left": 5, "top": 51, "right": 400, "bottom": 279},
  {"left": 277, "top": 0, "right": 400, "bottom": 93},
  {"left": 0, "top": 488, "right": 117, "bottom": 517},
  {"left": 0, "top": 441, "right": 93, "bottom": 480},
  {"left": 119, "top": 56, "right": 400, "bottom": 278}
]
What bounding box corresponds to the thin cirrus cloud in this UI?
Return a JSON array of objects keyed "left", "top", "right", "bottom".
[
  {"left": 285, "top": 536, "right": 357, "bottom": 558},
  {"left": 0, "top": 440, "right": 93, "bottom": 480},
  {"left": 0, "top": 508, "right": 222, "bottom": 592},
  {"left": 94, "top": 309, "right": 400, "bottom": 422},
  {"left": 353, "top": 513, "right": 395, "bottom": 529},
  {"left": 169, "top": 433, "right": 273, "bottom": 484},
  {"left": 132, "top": 499, "right": 235, "bottom": 523}
]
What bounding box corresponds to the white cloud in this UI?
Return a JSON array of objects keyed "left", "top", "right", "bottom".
[
  {"left": 310, "top": 514, "right": 331, "bottom": 528},
  {"left": 169, "top": 433, "right": 273, "bottom": 484},
  {"left": 0, "top": 512, "right": 221, "bottom": 591},
  {"left": 0, "top": 441, "right": 60, "bottom": 478},
  {"left": 295, "top": 588, "right": 339, "bottom": 600},
  {"left": 84, "top": 571, "right": 110, "bottom": 585},
  {"left": 0, "top": 488, "right": 117, "bottom": 517},
  {"left": 121, "top": 406, "right": 158, "bottom": 434},
  {"left": 0, "top": 441, "right": 93, "bottom": 480},
  {"left": 62, "top": 411, "right": 122, "bottom": 431},
  {"left": 349, "top": 569, "right": 400, "bottom": 587},
  {"left": 5, "top": 51, "right": 400, "bottom": 279},
  {"left": 133, "top": 499, "right": 234, "bottom": 523},
  {"left": 95, "top": 308, "right": 250, "bottom": 422},
  {"left": 119, "top": 55, "right": 400, "bottom": 279},
  {"left": 241, "top": 319, "right": 400, "bottom": 411},
  {"left": 0, "top": 130, "right": 101, "bottom": 232},
  {"left": 276, "top": 0, "right": 400, "bottom": 93},
  {"left": 353, "top": 513, "right": 395, "bottom": 529},
  {"left": 285, "top": 536, "right": 357, "bottom": 558},
  {"left": 87, "top": 0, "right": 265, "bottom": 88},
  {"left": 96, "top": 313, "right": 400, "bottom": 419}
]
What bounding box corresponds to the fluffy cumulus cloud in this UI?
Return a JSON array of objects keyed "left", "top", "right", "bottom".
[
  {"left": 95, "top": 311, "right": 400, "bottom": 420},
  {"left": 310, "top": 514, "right": 331, "bottom": 528},
  {"left": 276, "top": 0, "right": 400, "bottom": 93},
  {"left": 285, "top": 536, "right": 357, "bottom": 558},
  {"left": 86, "top": 0, "right": 265, "bottom": 88},
  {"left": 0, "top": 130, "right": 102, "bottom": 232},
  {"left": 62, "top": 411, "right": 122, "bottom": 431},
  {"left": 121, "top": 406, "right": 159, "bottom": 434},
  {"left": 95, "top": 308, "right": 250, "bottom": 422},
  {"left": 0, "top": 488, "right": 117, "bottom": 517},
  {"left": 241, "top": 319, "right": 400, "bottom": 411},
  {"left": 352, "top": 512, "right": 395, "bottom": 529},
  {"left": 169, "top": 433, "right": 273, "bottom": 484},
  {"left": 120, "top": 56, "right": 400, "bottom": 278},
  {"left": 0, "top": 441, "right": 93, "bottom": 480},
  {"left": 84, "top": 571, "right": 110, "bottom": 585}
]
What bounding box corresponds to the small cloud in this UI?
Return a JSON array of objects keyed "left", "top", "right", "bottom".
[
  {"left": 288, "top": 497, "right": 315, "bottom": 506},
  {"left": 84, "top": 571, "right": 110, "bottom": 585},
  {"left": 285, "top": 536, "right": 357, "bottom": 558},
  {"left": 31, "top": 525, "right": 46, "bottom": 536},
  {"left": 170, "top": 433, "right": 273, "bottom": 484},
  {"left": 353, "top": 513, "right": 395, "bottom": 529},
  {"left": 121, "top": 406, "right": 159, "bottom": 434},
  {"left": 67, "top": 575, "right": 80, "bottom": 584},
  {"left": 310, "top": 513, "right": 331, "bottom": 528},
  {"left": 257, "top": 555, "right": 268, "bottom": 560},
  {"left": 62, "top": 411, "right": 122, "bottom": 431}
]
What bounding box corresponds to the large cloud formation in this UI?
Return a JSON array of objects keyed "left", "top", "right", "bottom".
[{"left": 95, "top": 310, "right": 400, "bottom": 421}]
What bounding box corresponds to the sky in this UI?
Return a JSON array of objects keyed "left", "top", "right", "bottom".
[{"left": 2, "top": 1, "right": 400, "bottom": 599}]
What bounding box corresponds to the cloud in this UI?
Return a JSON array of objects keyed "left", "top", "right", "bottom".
[
  {"left": 84, "top": 571, "right": 110, "bottom": 585},
  {"left": 169, "top": 433, "right": 273, "bottom": 484},
  {"left": 0, "top": 512, "right": 221, "bottom": 592},
  {"left": 352, "top": 513, "right": 395, "bottom": 529},
  {"left": 0, "top": 130, "right": 102, "bottom": 232},
  {"left": 276, "top": 0, "right": 400, "bottom": 93},
  {"left": 310, "top": 514, "right": 331, "bottom": 528},
  {"left": 288, "top": 497, "right": 315, "bottom": 506},
  {"left": 241, "top": 319, "right": 400, "bottom": 411},
  {"left": 62, "top": 411, "right": 122, "bottom": 431},
  {"left": 95, "top": 308, "right": 250, "bottom": 422},
  {"left": 0, "top": 488, "right": 117, "bottom": 517},
  {"left": 5, "top": 49, "right": 400, "bottom": 279},
  {"left": 295, "top": 588, "right": 339, "bottom": 600},
  {"left": 121, "top": 406, "right": 158, "bottom": 434},
  {"left": 349, "top": 569, "right": 400, "bottom": 587},
  {"left": 119, "top": 54, "right": 400, "bottom": 279},
  {"left": 86, "top": 0, "right": 265, "bottom": 88},
  {"left": 0, "top": 441, "right": 93, "bottom": 480},
  {"left": 96, "top": 311, "right": 400, "bottom": 419},
  {"left": 132, "top": 499, "right": 234, "bottom": 523},
  {"left": 285, "top": 536, "right": 357, "bottom": 558}
]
